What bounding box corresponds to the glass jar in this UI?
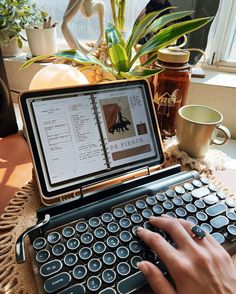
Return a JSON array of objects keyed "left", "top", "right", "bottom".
[{"left": 151, "top": 47, "right": 191, "bottom": 138}]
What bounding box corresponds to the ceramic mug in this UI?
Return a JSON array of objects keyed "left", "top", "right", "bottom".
[{"left": 176, "top": 104, "right": 231, "bottom": 158}]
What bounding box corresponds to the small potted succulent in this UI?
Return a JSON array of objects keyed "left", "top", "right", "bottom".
[{"left": 0, "top": 0, "right": 47, "bottom": 57}]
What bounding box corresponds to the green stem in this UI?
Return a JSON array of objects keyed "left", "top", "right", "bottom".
[
  {"left": 110, "top": 0, "right": 118, "bottom": 28},
  {"left": 118, "top": 0, "right": 126, "bottom": 32}
]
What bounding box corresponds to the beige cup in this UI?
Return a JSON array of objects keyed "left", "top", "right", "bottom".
[{"left": 176, "top": 104, "right": 231, "bottom": 158}]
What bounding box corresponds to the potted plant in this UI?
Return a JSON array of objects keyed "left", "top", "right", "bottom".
[
  {"left": 21, "top": 6, "right": 212, "bottom": 81},
  {"left": 0, "top": 0, "right": 47, "bottom": 57}
]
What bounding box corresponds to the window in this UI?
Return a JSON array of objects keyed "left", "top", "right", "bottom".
[
  {"left": 34, "top": 0, "right": 236, "bottom": 67},
  {"left": 205, "top": 0, "right": 236, "bottom": 66}
]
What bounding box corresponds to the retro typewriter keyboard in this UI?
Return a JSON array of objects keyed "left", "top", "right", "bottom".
[{"left": 31, "top": 176, "right": 236, "bottom": 294}]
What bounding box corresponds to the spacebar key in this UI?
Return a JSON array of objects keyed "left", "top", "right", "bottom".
[{"left": 117, "top": 271, "right": 147, "bottom": 294}]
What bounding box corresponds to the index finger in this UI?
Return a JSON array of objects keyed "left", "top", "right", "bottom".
[{"left": 137, "top": 227, "right": 179, "bottom": 273}]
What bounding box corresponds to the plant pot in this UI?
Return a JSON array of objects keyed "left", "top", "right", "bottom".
[
  {"left": 26, "top": 27, "right": 57, "bottom": 56},
  {"left": 1, "top": 38, "right": 20, "bottom": 57}
]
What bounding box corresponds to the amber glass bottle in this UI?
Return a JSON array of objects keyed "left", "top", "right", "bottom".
[{"left": 152, "top": 47, "right": 191, "bottom": 138}]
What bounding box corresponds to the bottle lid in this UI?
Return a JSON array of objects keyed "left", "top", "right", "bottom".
[{"left": 158, "top": 47, "right": 190, "bottom": 63}]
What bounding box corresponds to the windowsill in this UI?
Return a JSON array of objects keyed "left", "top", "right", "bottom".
[{"left": 5, "top": 54, "right": 236, "bottom": 140}]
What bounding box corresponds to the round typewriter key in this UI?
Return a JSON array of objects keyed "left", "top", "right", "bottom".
[
  {"left": 153, "top": 204, "right": 164, "bottom": 215},
  {"left": 47, "top": 232, "right": 60, "bottom": 244},
  {"left": 107, "top": 222, "right": 120, "bottom": 233},
  {"left": 175, "top": 186, "right": 185, "bottom": 195},
  {"left": 117, "top": 262, "right": 131, "bottom": 276},
  {"left": 79, "top": 247, "right": 92, "bottom": 260},
  {"left": 204, "top": 194, "right": 219, "bottom": 205},
  {"left": 125, "top": 203, "right": 136, "bottom": 214},
  {"left": 144, "top": 250, "right": 157, "bottom": 262},
  {"left": 129, "top": 241, "right": 142, "bottom": 253},
  {"left": 155, "top": 193, "right": 166, "bottom": 202},
  {"left": 225, "top": 198, "right": 236, "bottom": 208},
  {"left": 175, "top": 207, "right": 187, "bottom": 218},
  {"left": 103, "top": 252, "right": 116, "bottom": 265},
  {"left": 131, "top": 256, "right": 143, "bottom": 269},
  {"left": 119, "top": 217, "right": 132, "bottom": 229},
  {"left": 201, "top": 223, "right": 213, "bottom": 234},
  {"left": 93, "top": 241, "right": 106, "bottom": 254},
  {"left": 89, "top": 217, "right": 101, "bottom": 228},
  {"left": 186, "top": 203, "right": 197, "bottom": 214},
  {"left": 227, "top": 225, "right": 236, "bottom": 239},
  {"left": 208, "top": 183, "right": 219, "bottom": 192},
  {"left": 163, "top": 200, "right": 174, "bottom": 210},
  {"left": 216, "top": 190, "right": 227, "bottom": 199},
  {"left": 62, "top": 226, "right": 75, "bottom": 238},
  {"left": 73, "top": 265, "right": 87, "bottom": 280},
  {"left": 194, "top": 199, "right": 206, "bottom": 209},
  {"left": 81, "top": 232, "right": 93, "bottom": 245},
  {"left": 119, "top": 230, "right": 132, "bottom": 242},
  {"left": 156, "top": 229, "right": 167, "bottom": 239},
  {"left": 113, "top": 208, "right": 125, "bottom": 218},
  {"left": 94, "top": 227, "right": 107, "bottom": 239},
  {"left": 36, "top": 249, "right": 50, "bottom": 263},
  {"left": 182, "top": 193, "right": 193, "bottom": 203},
  {"left": 131, "top": 213, "right": 143, "bottom": 224},
  {"left": 226, "top": 210, "right": 236, "bottom": 221},
  {"left": 211, "top": 232, "right": 225, "bottom": 244},
  {"left": 40, "top": 259, "right": 62, "bottom": 277},
  {"left": 101, "top": 212, "right": 114, "bottom": 223},
  {"left": 183, "top": 182, "right": 194, "bottom": 191},
  {"left": 196, "top": 211, "right": 208, "bottom": 222},
  {"left": 132, "top": 225, "right": 139, "bottom": 236},
  {"left": 66, "top": 238, "right": 80, "bottom": 250},
  {"left": 166, "top": 211, "right": 177, "bottom": 218},
  {"left": 87, "top": 276, "right": 102, "bottom": 292},
  {"left": 146, "top": 196, "right": 157, "bottom": 206},
  {"left": 143, "top": 221, "right": 155, "bottom": 230},
  {"left": 64, "top": 253, "right": 78, "bottom": 267},
  {"left": 76, "top": 221, "right": 88, "bottom": 233},
  {"left": 52, "top": 243, "right": 66, "bottom": 256},
  {"left": 165, "top": 189, "right": 176, "bottom": 198},
  {"left": 33, "top": 237, "right": 46, "bottom": 250},
  {"left": 135, "top": 199, "right": 147, "bottom": 210},
  {"left": 102, "top": 269, "right": 116, "bottom": 284},
  {"left": 106, "top": 236, "right": 120, "bottom": 248},
  {"left": 173, "top": 196, "right": 184, "bottom": 207},
  {"left": 186, "top": 216, "right": 198, "bottom": 225},
  {"left": 116, "top": 246, "right": 129, "bottom": 259},
  {"left": 142, "top": 209, "right": 153, "bottom": 219},
  {"left": 88, "top": 258, "right": 102, "bottom": 273},
  {"left": 192, "top": 179, "right": 202, "bottom": 188},
  {"left": 200, "top": 177, "right": 209, "bottom": 185}
]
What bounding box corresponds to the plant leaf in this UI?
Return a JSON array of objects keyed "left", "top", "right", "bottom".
[
  {"left": 131, "top": 16, "right": 213, "bottom": 66},
  {"left": 55, "top": 49, "right": 111, "bottom": 71},
  {"left": 121, "top": 66, "right": 164, "bottom": 79},
  {"left": 145, "top": 10, "right": 194, "bottom": 36},
  {"left": 126, "top": 6, "right": 176, "bottom": 59},
  {"left": 20, "top": 54, "right": 53, "bottom": 70},
  {"left": 108, "top": 43, "right": 129, "bottom": 72},
  {"left": 106, "top": 23, "right": 125, "bottom": 48}
]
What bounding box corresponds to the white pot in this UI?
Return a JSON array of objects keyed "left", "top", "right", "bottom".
[
  {"left": 26, "top": 27, "right": 57, "bottom": 56},
  {"left": 1, "top": 38, "right": 20, "bottom": 57}
]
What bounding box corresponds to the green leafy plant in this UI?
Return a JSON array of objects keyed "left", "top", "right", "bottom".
[
  {"left": 21, "top": 7, "right": 212, "bottom": 80},
  {"left": 0, "top": 0, "right": 47, "bottom": 48}
]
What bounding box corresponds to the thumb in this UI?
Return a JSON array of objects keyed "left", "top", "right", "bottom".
[{"left": 138, "top": 261, "right": 176, "bottom": 294}]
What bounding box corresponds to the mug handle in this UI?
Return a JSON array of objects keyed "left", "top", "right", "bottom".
[{"left": 212, "top": 124, "right": 231, "bottom": 145}]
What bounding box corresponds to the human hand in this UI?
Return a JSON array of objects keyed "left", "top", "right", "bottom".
[{"left": 137, "top": 215, "right": 236, "bottom": 294}]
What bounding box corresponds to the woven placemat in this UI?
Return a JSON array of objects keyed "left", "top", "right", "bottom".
[{"left": 0, "top": 178, "right": 235, "bottom": 294}]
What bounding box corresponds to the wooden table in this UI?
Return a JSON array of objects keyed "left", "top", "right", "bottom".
[
  {"left": 1, "top": 132, "right": 236, "bottom": 214},
  {"left": 0, "top": 132, "right": 33, "bottom": 214}
]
